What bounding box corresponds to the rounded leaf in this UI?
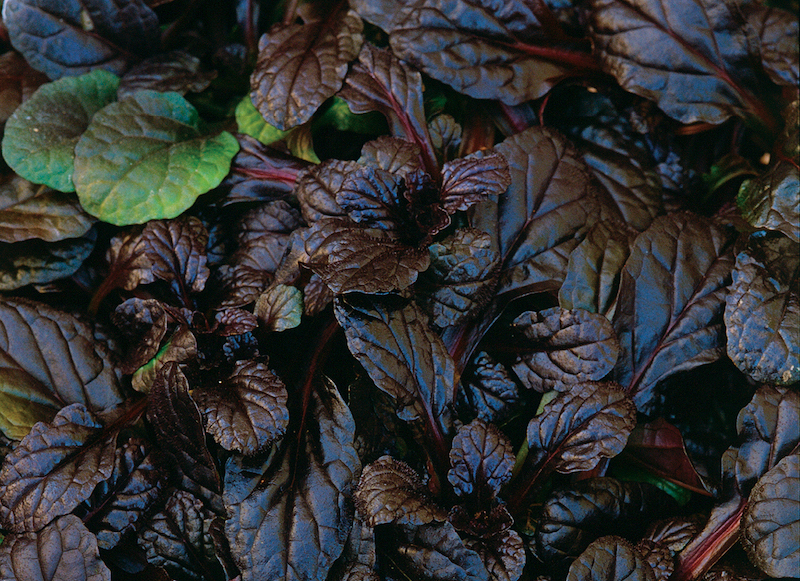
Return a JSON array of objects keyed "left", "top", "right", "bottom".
[
  {"left": 448, "top": 419, "right": 515, "bottom": 499},
  {"left": 73, "top": 90, "right": 239, "bottom": 225},
  {"left": 567, "top": 535, "right": 656, "bottom": 581}
]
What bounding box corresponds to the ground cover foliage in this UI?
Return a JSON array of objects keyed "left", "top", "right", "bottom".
[{"left": 0, "top": 0, "right": 796, "bottom": 580}]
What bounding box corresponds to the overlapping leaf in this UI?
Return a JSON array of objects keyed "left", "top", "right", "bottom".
[
  {"left": 224, "top": 377, "right": 360, "bottom": 581},
  {"left": 0, "top": 298, "right": 123, "bottom": 439},
  {"left": 1, "top": 70, "right": 119, "bottom": 192},
  {"left": 73, "top": 90, "right": 239, "bottom": 225},
  {"left": 567, "top": 535, "right": 655, "bottom": 581},
  {"left": 448, "top": 419, "right": 515, "bottom": 501},
  {"left": 0, "top": 515, "right": 110, "bottom": 581},
  {"left": 737, "top": 161, "right": 799, "bottom": 243},
  {"left": 295, "top": 160, "right": 354, "bottom": 223},
  {"left": 251, "top": 6, "right": 363, "bottom": 129},
  {"left": 612, "top": 212, "right": 735, "bottom": 412},
  {"left": 725, "top": 234, "right": 799, "bottom": 385},
  {"left": 460, "top": 352, "right": 519, "bottom": 424},
  {"left": 511, "top": 307, "right": 620, "bottom": 392},
  {"left": 0, "top": 188, "right": 95, "bottom": 243},
  {"left": 0, "top": 52, "right": 48, "bottom": 125},
  {"left": 193, "top": 360, "right": 289, "bottom": 455},
  {"left": 747, "top": 5, "right": 799, "bottom": 87},
  {"left": 465, "top": 530, "right": 525, "bottom": 581},
  {"left": 140, "top": 216, "right": 210, "bottom": 300},
  {"left": 0, "top": 404, "right": 118, "bottom": 532},
  {"left": 0, "top": 233, "right": 95, "bottom": 291},
  {"left": 392, "top": 521, "right": 490, "bottom": 581},
  {"left": 117, "top": 50, "right": 217, "bottom": 99}
]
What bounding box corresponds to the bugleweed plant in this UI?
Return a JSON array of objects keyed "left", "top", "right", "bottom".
[{"left": 0, "top": 0, "right": 796, "bottom": 580}]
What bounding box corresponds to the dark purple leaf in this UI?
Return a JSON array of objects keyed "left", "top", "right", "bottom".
[
  {"left": 213, "top": 308, "right": 258, "bottom": 336},
  {"left": 337, "top": 166, "right": 404, "bottom": 231},
  {"left": 118, "top": 50, "right": 217, "bottom": 99},
  {"left": 725, "top": 234, "right": 799, "bottom": 385},
  {"left": 460, "top": 352, "right": 520, "bottom": 424},
  {"left": 334, "top": 295, "right": 455, "bottom": 466},
  {"left": 393, "top": 521, "right": 490, "bottom": 581},
  {"left": 224, "top": 377, "right": 360, "bottom": 581},
  {"left": 642, "top": 516, "right": 703, "bottom": 553},
  {"left": 329, "top": 516, "right": 379, "bottom": 581},
  {"left": 440, "top": 153, "right": 512, "bottom": 214},
  {"left": 131, "top": 325, "right": 197, "bottom": 393},
  {"left": 0, "top": 515, "right": 111, "bottom": 581},
  {"left": 2, "top": 0, "right": 159, "bottom": 80},
  {"left": 737, "top": 160, "right": 799, "bottom": 243},
  {"left": 254, "top": 284, "right": 303, "bottom": 332},
  {"left": 0, "top": 297, "right": 124, "bottom": 440},
  {"left": 0, "top": 232, "right": 96, "bottom": 291},
  {"left": 100, "top": 225, "right": 155, "bottom": 293},
  {"left": 111, "top": 298, "right": 168, "bottom": 374},
  {"left": 359, "top": 0, "right": 594, "bottom": 104},
  {"left": 138, "top": 489, "right": 222, "bottom": 581},
  {"left": 250, "top": 5, "right": 363, "bottom": 130},
  {"left": 338, "top": 43, "right": 437, "bottom": 176},
  {"left": 429, "top": 114, "right": 462, "bottom": 164},
  {"left": 734, "top": 385, "right": 800, "bottom": 496},
  {"left": 355, "top": 455, "right": 446, "bottom": 527},
  {"left": 0, "top": 403, "right": 118, "bottom": 532},
  {"left": 746, "top": 5, "right": 799, "bottom": 87},
  {"left": 0, "top": 188, "right": 94, "bottom": 243},
  {"left": 421, "top": 229, "right": 500, "bottom": 328},
  {"left": 535, "top": 478, "right": 674, "bottom": 567},
  {"left": 81, "top": 437, "right": 168, "bottom": 550},
  {"left": 448, "top": 419, "right": 515, "bottom": 500},
  {"left": 558, "top": 220, "right": 636, "bottom": 319},
  {"left": 636, "top": 539, "right": 674, "bottom": 581},
  {"left": 295, "top": 159, "right": 354, "bottom": 223},
  {"left": 0, "top": 51, "right": 48, "bottom": 125},
  {"left": 741, "top": 454, "right": 799, "bottom": 578},
  {"left": 526, "top": 382, "right": 637, "bottom": 474},
  {"left": 511, "top": 307, "right": 620, "bottom": 392},
  {"left": 612, "top": 212, "right": 735, "bottom": 413},
  {"left": 193, "top": 360, "right": 289, "bottom": 455},
  {"left": 472, "top": 126, "right": 599, "bottom": 295},
  {"left": 308, "top": 225, "right": 431, "bottom": 295},
  {"left": 147, "top": 362, "right": 223, "bottom": 514},
  {"left": 588, "top": 0, "right": 767, "bottom": 125},
  {"left": 464, "top": 529, "right": 525, "bottom": 581},
  {"left": 141, "top": 216, "right": 210, "bottom": 302},
  {"left": 622, "top": 418, "right": 712, "bottom": 495},
  {"left": 358, "top": 136, "right": 424, "bottom": 176},
  {"left": 567, "top": 536, "right": 656, "bottom": 581}
]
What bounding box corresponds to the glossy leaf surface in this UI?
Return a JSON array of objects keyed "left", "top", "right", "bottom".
[
  {"left": 567, "top": 535, "right": 655, "bottom": 581},
  {"left": 448, "top": 419, "right": 515, "bottom": 500}
]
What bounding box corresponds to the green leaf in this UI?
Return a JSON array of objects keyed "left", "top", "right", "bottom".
[
  {"left": 73, "top": 90, "right": 240, "bottom": 226},
  {"left": 315, "top": 97, "right": 386, "bottom": 134},
  {"left": 235, "top": 96, "right": 290, "bottom": 146},
  {"left": 1, "top": 70, "right": 119, "bottom": 193}
]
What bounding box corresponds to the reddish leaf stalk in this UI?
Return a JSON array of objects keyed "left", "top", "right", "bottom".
[
  {"left": 508, "top": 41, "right": 600, "bottom": 72},
  {"left": 670, "top": 497, "right": 747, "bottom": 581}
]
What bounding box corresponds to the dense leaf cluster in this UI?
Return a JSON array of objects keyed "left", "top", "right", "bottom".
[{"left": 0, "top": 0, "right": 797, "bottom": 580}]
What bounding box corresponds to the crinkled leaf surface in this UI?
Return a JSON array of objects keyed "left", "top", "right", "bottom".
[
  {"left": 448, "top": 419, "right": 515, "bottom": 500},
  {"left": 741, "top": 454, "right": 800, "bottom": 578},
  {"left": 422, "top": 228, "right": 499, "bottom": 328},
  {"left": 737, "top": 161, "right": 799, "bottom": 243},
  {"left": 536, "top": 478, "right": 673, "bottom": 567},
  {"left": 101, "top": 226, "right": 155, "bottom": 293},
  {"left": 0, "top": 404, "right": 117, "bottom": 532},
  {"left": 358, "top": 136, "right": 423, "bottom": 176},
  {"left": 567, "top": 535, "right": 656, "bottom": 581},
  {"left": 355, "top": 455, "right": 445, "bottom": 527},
  {"left": 111, "top": 298, "right": 167, "bottom": 374},
  {"left": 472, "top": 126, "right": 598, "bottom": 295},
  {"left": 0, "top": 514, "right": 110, "bottom": 581},
  {"left": 334, "top": 295, "right": 455, "bottom": 436},
  {"left": 440, "top": 152, "right": 511, "bottom": 214},
  {"left": 735, "top": 385, "right": 800, "bottom": 495},
  {"left": 308, "top": 225, "right": 430, "bottom": 295},
  {"left": 460, "top": 352, "right": 519, "bottom": 424},
  {"left": 511, "top": 307, "right": 620, "bottom": 392},
  {"left": 0, "top": 189, "right": 95, "bottom": 243},
  {"left": 0, "top": 174, "right": 42, "bottom": 211},
  {"left": 0, "top": 52, "right": 48, "bottom": 125},
  {"left": 559, "top": 220, "right": 636, "bottom": 319},
  {"left": 588, "top": 0, "right": 762, "bottom": 124},
  {"left": 193, "top": 360, "right": 289, "bottom": 455},
  {"left": 747, "top": 5, "right": 799, "bottom": 87},
  {"left": 0, "top": 298, "right": 123, "bottom": 440},
  {"left": 725, "top": 234, "right": 799, "bottom": 385},
  {"left": 393, "top": 521, "right": 490, "bottom": 581},
  {"left": 131, "top": 325, "right": 197, "bottom": 394},
  {"left": 224, "top": 377, "right": 360, "bottom": 581},
  {"left": 621, "top": 418, "right": 711, "bottom": 495},
  {"left": 362, "top": 0, "right": 588, "bottom": 104},
  {"left": 80, "top": 437, "right": 167, "bottom": 550},
  {"left": 117, "top": 50, "right": 217, "bottom": 99},
  {"left": 147, "top": 362, "right": 222, "bottom": 513},
  {"left": 612, "top": 212, "right": 735, "bottom": 412},
  {"left": 336, "top": 167, "right": 404, "bottom": 231},
  {"left": 255, "top": 284, "right": 303, "bottom": 332},
  {"left": 251, "top": 7, "right": 363, "bottom": 130},
  {"left": 1, "top": 70, "right": 118, "bottom": 192},
  {"left": 2, "top": 0, "right": 159, "bottom": 80},
  {"left": 526, "top": 382, "right": 637, "bottom": 474},
  {"left": 0, "top": 232, "right": 95, "bottom": 291},
  {"left": 464, "top": 529, "right": 525, "bottom": 581},
  {"left": 73, "top": 90, "right": 239, "bottom": 225},
  {"left": 295, "top": 160, "right": 353, "bottom": 224},
  {"left": 141, "top": 216, "right": 210, "bottom": 299},
  {"left": 338, "top": 43, "right": 436, "bottom": 175},
  {"left": 138, "top": 489, "right": 222, "bottom": 581}
]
